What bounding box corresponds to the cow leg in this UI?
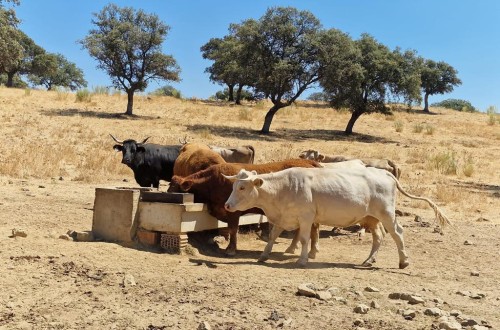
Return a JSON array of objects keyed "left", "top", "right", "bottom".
[
  {"left": 379, "top": 214, "right": 409, "bottom": 269},
  {"left": 284, "top": 223, "right": 319, "bottom": 259},
  {"left": 284, "top": 230, "right": 299, "bottom": 254},
  {"left": 225, "top": 220, "right": 239, "bottom": 256},
  {"left": 308, "top": 223, "right": 320, "bottom": 259},
  {"left": 362, "top": 221, "right": 385, "bottom": 267},
  {"left": 258, "top": 224, "right": 284, "bottom": 262},
  {"left": 297, "top": 220, "right": 314, "bottom": 267}
]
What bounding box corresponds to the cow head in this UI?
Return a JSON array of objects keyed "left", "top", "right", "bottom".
[
  {"left": 299, "top": 149, "right": 322, "bottom": 161},
  {"left": 110, "top": 134, "right": 150, "bottom": 167},
  {"left": 223, "top": 169, "right": 262, "bottom": 212},
  {"left": 167, "top": 175, "right": 193, "bottom": 193}
]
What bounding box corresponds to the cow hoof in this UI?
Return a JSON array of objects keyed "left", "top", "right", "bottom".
[
  {"left": 284, "top": 247, "right": 296, "bottom": 254},
  {"left": 399, "top": 261, "right": 410, "bottom": 269},
  {"left": 361, "top": 261, "right": 373, "bottom": 267},
  {"left": 296, "top": 259, "right": 308, "bottom": 268},
  {"left": 224, "top": 248, "right": 236, "bottom": 257},
  {"left": 308, "top": 251, "right": 317, "bottom": 259}
]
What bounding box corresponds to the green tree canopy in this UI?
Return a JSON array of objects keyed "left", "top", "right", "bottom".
[
  {"left": 80, "top": 4, "right": 180, "bottom": 115},
  {"left": 431, "top": 98, "right": 475, "bottom": 112},
  {"left": 3, "top": 30, "right": 45, "bottom": 87},
  {"left": 28, "top": 52, "right": 87, "bottom": 91},
  {"left": 0, "top": 7, "right": 23, "bottom": 78},
  {"left": 420, "top": 59, "right": 461, "bottom": 112},
  {"left": 320, "top": 34, "right": 422, "bottom": 134},
  {"left": 229, "top": 7, "right": 324, "bottom": 133}
]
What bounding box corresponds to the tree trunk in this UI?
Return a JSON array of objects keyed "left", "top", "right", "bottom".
[
  {"left": 423, "top": 93, "right": 430, "bottom": 112},
  {"left": 345, "top": 110, "right": 363, "bottom": 135},
  {"left": 126, "top": 90, "right": 134, "bottom": 115},
  {"left": 260, "top": 104, "right": 282, "bottom": 134},
  {"left": 235, "top": 85, "right": 243, "bottom": 105},
  {"left": 6, "top": 72, "right": 14, "bottom": 87},
  {"left": 227, "top": 84, "right": 234, "bottom": 102}
]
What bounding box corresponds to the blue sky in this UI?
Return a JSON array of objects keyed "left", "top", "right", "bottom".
[{"left": 14, "top": 0, "right": 500, "bottom": 111}]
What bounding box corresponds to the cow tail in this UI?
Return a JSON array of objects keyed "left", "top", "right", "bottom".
[{"left": 386, "top": 172, "right": 452, "bottom": 230}]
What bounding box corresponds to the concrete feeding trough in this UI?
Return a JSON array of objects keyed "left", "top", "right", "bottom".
[{"left": 91, "top": 187, "right": 267, "bottom": 252}]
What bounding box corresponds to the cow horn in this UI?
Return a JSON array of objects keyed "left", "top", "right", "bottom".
[
  {"left": 109, "top": 134, "right": 123, "bottom": 144},
  {"left": 178, "top": 135, "right": 189, "bottom": 145},
  {"left": 221, "top": 173, "right": 238, "bottom": 182},
  {"left": 138, "top": 137, "right": 150, "bottom": 145}
]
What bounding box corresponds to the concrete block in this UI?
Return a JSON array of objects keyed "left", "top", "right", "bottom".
[{"left": 92, "top": 188, "right": 141, "bottom": 242}]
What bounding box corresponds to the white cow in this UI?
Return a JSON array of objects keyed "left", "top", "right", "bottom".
[
  {"left": 209, "top": 145, "right": 255, "bottom": 164},
  {"left": 223, "top": 167, "right": 450, "bottom": 268}
]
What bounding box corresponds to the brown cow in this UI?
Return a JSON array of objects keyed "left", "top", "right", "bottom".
[
  {"left": 209, "top": 145, "right": 255, "bottom": 164},
  {"left": 299, "top": 149, "right": 401, "bottom": 179},
  {"left": 167, "top": 159, "right": 321, "bottom": 256},
  {"left": 173, "top": 143, "right": 226, "bottom": 177}
]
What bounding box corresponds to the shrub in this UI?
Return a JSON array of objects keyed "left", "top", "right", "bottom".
[
  {"left": 424, "top": 124, "right": 435, "bottom": 135},
  {"left": 151, "top": 85, "right": 182, "bottom": 99},
  {"left": 394, "top": 120, "right": 404, "bottom": 132},
  {"left": 238, "top": 108, "right": 252, "bottom": 121},
  {"left": 486, "top": 105, "right": 497, "bottom": 125},
  {"left": 213, "top": 88, "right": 256, "bottom": 102},
  {"left": 75, "top": 89, "right": 92, "bottom": 103},
  {"left": 429, "top": 151, "right": 457, "bottom": 175},
  {"left": 306, "top": 92, "right": 328, "bottom": 102},
  {"left": 431, "top": 99, "right": 476, "bottom": 112},
  {"left": 92, "top": 86, "right": 109, "bottom": 95},
  {"left": 413, "top": 122, "right": 424, "bottom": 133}
]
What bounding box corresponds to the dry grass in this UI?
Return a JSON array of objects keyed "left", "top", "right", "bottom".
[{"left": 0, "top": 86, "right": 498, "bottom": 221}]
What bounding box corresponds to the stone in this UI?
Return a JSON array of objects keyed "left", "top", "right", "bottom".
[
  {"left": 408, "top": 295, "right": 425, "bottom": 305},
  {"left": 470, "top": 271, "right": 480, "bottom": 276},
  {"left": 464, "top": 240, "right": 474, "bottom": 245},
  {"left": 353, "top": 319, "right": 364, "bottom": 326},
  {"left": 75, "top": 231, "right": 94, "bottom": 242},
  {"left": 439, "top": 320, "right": 462, "bottom": 330},
  {"left": 370, "top": 300, "right": 380, "bottom": 309},
  {"left": 297, "top": 283, "right": 317, "bottom": 298},
  {"left": 388, "top": 292, "right": 401, "bottom": 300},
  {"left": 461, "top": 319, "right": 479, "bottom": 327},
  {"left": 10, "top": 229, "right": 27, "bottom": 238},
  {"left": 197, "top": 321, "right": 211, "bottom": 330},
  {"left": 353, "top": 304, "right": 370, "bottom": 314},
  {"left": 424, "top": 307, "right": 443, "bottom": 317},
  {"left": 472, "top": 326, "right": 489, "bottom": 330},
  {"left": 58, "top": 234, "right": 71, "bottom": 240},
  {"left": 456, "top": 290, "right": 471, "bottom": 297},
  {"left": 469, "top": 292, "right": 485, "bottom": 299},
  {"left": 449, "top": 310, "right": 461, "bottom": 317},
  {"left": 402, "top": 309, "right": 416, "bottom": 320},
  {"left": 365, "top": 286, "right": 380, "bottom": 292},
  {"left": 315, "top": 291, "right": 332, "bottom": 301},
  {"left": 122, "top": 274, "right": 136, "bottom": 287},
  {"left": 268, "top": 310, "right": 280, "bottom": 322}
]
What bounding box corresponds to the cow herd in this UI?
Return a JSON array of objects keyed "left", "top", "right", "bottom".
[{"left": 111, "top": 135, "right": 451, "bottom": 269}]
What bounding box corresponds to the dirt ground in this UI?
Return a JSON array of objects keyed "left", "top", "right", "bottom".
[{"left": 0, "top": 88, "right": 499, "bottom": 329}]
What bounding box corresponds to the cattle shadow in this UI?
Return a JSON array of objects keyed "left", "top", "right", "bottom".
[
  {"left": 188, "top": 257, "right": 363, "bottom": 270},
  {"left": 42, "top": 108, "right": 158, "bottom": 120},
  {"left": 186, "top": 124, "right": 397, "bottom": 144}
]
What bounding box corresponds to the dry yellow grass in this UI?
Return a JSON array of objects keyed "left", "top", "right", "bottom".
[{"left": 0, "top": 86, "right": 498, "bottom": 222}]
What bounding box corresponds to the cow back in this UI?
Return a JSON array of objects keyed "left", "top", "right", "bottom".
[{"left": 173, "top": 143, "right": 226, "bottom": 177}]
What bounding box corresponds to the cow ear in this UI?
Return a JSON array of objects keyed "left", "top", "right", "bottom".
[
  {"left": 253, "top": 178, "right": 264, "bottom": 188},
  {"left": 318, "top": 154, "right": 325, "bottom": 161},
  {"left": 180, "top": 180, "right": 193, "bottom": 192},
  {"left": 137, "top": 146, "right": 146, "bottom": 153},
  {"left": 113, "top": 144, "right": 123, "bottom": 152}
]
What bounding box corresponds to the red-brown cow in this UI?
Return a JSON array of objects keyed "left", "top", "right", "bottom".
[
  {"left": 167, "top": 159, "right": 321, "bottom": 256},
  {"left": 173, "top": 143, "right": 226, "bottom": 177}
]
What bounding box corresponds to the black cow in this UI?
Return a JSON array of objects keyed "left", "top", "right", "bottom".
[{"left": 111, "top": 134, "right": 182, "bottom": 188}]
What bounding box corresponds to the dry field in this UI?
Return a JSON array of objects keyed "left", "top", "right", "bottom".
[{"left": 0, "top": 86, "right": 499, "bottom": 330}]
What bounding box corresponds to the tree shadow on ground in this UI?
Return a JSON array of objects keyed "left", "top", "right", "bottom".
[
  {"left": 450, "top": 180, "right": 500, "bottom": 198},
  {"left": 186, "top": 124, "right": 397, "bottom": 144},
  {"left": 41, "top": 108, "right": 158, "bottom": 120}
]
